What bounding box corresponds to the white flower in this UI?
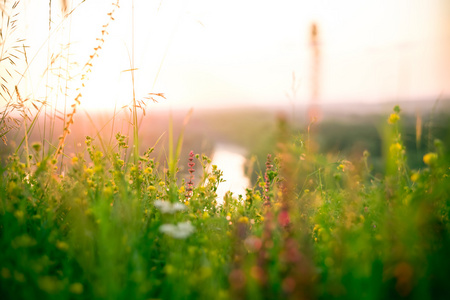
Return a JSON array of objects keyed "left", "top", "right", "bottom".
[
  {"left": 172, "top": 203, "right": 186, "bottom": 212},
  {"left": 159, "top": 221, "right": 195, "bottom": 239},
  {"left": 154, "top": 200, "right": 186, "bottom": 214}
]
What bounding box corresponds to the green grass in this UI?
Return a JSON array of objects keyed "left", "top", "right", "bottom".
[
  {"left": 1, "top": 106, "right": 449, "bottom": 300},
  {"left": 1, "top": 2, "right": 449, "bottom": 299}
]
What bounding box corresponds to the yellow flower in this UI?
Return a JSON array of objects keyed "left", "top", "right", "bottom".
[
  {"left": 14, "top": 210, "right": 24, "bottom": 220},
  {"left": 390, "top": 142, "right": 402, "bottom": 153},
  {"left": 238, "top": 216, "right": 249, "bottom": 224},
  {"left": 423, "top": 152, "right": 437, "bottom": 166},
  {"left": 69, "top": 283, "right": 84, "bottom": 294},
  {"left": 147, "top": 185, "right": 156, "bottom": 192},
  {"left": 410, "top": 172, "right": 420, "bottom": 182},
  {"left": 164, "top": 265, "right": 174, "bottom": 274},
  {"left": 56, "top": 241, "right": 69, "bottom": 251},
  {"left": 71, "top": 156, "right": 78, "bottom": 164},
  {"left": 388, "top": 113, "right": 400, "bottom": 124}
]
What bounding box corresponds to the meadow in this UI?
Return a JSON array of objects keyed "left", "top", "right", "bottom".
[
  {"left": 1, "top": 1, "right": 450, "bottom": 299},
  {"left": 1, "top": 104, "right": 450, "bottom": 299}
]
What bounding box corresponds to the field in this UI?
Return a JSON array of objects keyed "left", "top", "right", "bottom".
[
  {"left": 1, "top": 104, "right": 450, "bottom": 299},
  {"left": 1, "top": 1, "right": 450, "bottom": 299}
]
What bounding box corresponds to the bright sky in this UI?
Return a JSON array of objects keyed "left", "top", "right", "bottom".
[{"left": 11, "top": 0, "right": 450, "bottom": 111}]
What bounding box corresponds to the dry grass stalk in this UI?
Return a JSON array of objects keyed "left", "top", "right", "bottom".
[
  {"left": 54, "top": 0, "right": 120, "bottom": 158},
  {"left": 0, "top": 0, "right": 26, "bottom": 144}
]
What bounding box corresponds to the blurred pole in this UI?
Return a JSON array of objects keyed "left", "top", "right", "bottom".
[{"left": 307, "top": 22, "right": 321, "bottom": 124}]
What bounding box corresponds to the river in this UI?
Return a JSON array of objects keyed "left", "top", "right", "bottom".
[{"left": 210, "top": 143, "right": 250, "bottom": 204}]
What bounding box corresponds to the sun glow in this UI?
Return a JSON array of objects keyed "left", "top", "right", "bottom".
[{"left": 9, "top": 0, "right": 450, "bottom": 113}]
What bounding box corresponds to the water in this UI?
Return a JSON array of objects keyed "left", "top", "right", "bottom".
[{"left": 210, "top": 143, "right": 250, "bottom": 203}]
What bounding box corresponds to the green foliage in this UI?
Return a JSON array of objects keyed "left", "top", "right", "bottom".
[{"left": 1, "top": 107, "right": 450, "bottom": 300}]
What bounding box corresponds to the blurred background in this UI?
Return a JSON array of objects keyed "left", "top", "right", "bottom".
[
  {"left": 2, "top": 0, "right": 450, "bottom": 195},
  {"left": 15, "top": 0, "right": 450, "bottom": 110}
]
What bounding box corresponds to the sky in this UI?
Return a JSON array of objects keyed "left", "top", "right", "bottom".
[{"left": 6, "top": 0, "right": 450, "bottom": 111}]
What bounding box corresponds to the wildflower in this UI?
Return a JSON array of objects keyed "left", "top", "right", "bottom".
[
  {"left": 244, "top": 236, "right": 262, "bottom": 253},
  {"left": 159, "top": 221, "right": 195, "bottom": 239},
  {"left": 186, "top": 150, "right": 195, "bottom": 198},
  {"left": 238, "top": 216, "right": 249, "bottom": 224},
  {"left": 278, "top": 210, "right": 290, "bottom": 227},
  {"left": 11, "top": 234, "right": 36, "bottom": 248},
  {"left": 390, "top": 142, "right": 402, "bottom": 153},
  {"left": 264, "top": 154, "right": 273, "bottom": 206},
  {"left": 410, "top": 172, "right": 420, "bottom": 182},
  {"left": 229, "top": 269, "right": 246, "bottom": 290},
  {"left": 164, "top": 265, "right": 174, "bottom": 274},
  {"left": 154, "top": 200, "right": 186, "bottom": 214},
  {"left": 388, "top": 113, "right": 400, "bottom": 124},
  {"left": 95, "top": 151, "right": 103, "bottom": 159},
  {"left": 200, "top": 266, "right": 212, "bottom": 279},
  {"left": 282, "top": 277, "right": 296, "bottom": 294},
  {"left": 38, "top": 276, "right": 61, "bottom": 293},
  {"left": 69, "top": 283, "right": 84, "bottom": 294},
  {"left": 423, "top": 152, "right": 437, "bottom": 166},
  {"left": 14, "top": 210, "right": 24, "bottom": 221},
  {"left": 56, "top": 241, "right": 69, "bottom": 251}
]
